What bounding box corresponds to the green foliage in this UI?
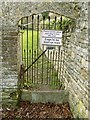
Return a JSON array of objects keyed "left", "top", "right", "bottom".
[
  {"left": 22, "top": 30, "right": 37, "bottom": 50},
  {"left": 42, "top": 11, "right": 49, "bottom": 19},
  {"left": 61, "top": 18, "right": 75, "bottom": 32},
  {"left": 45, "top": 17, "right": 75, "bottom": 32}
]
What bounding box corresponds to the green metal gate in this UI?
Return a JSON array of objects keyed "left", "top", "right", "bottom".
[{"left": 18, "top": 12, "right": 63, "bottom": 90}]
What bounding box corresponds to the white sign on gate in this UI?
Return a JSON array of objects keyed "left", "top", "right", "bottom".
[{"left": 40, "top": 30, "right": 62, "bottom": 46}]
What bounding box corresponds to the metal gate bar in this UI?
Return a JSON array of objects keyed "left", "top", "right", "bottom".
[
  {"left": 26, "top": 16, "right": 29, "bottom": 83},
  {"left": 37, "top": 15, "right": 39, "bottom": 84},
  {"left": 19, "top": 12, "right": 64, "bottom": 90},
  {"left": 32, "top": 15, "right": 34, "bottom": 83}
]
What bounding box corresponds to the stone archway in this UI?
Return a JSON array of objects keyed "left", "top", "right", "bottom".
[{"left": 18, "top": 11, "right": 74, "bottom": 91}]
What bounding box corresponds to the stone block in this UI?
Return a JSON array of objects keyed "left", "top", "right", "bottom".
[{"left": 21, "top": 90, "right": 69, "bottom": 104}]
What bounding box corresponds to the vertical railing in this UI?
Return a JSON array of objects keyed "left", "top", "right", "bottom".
[
  {"left": 34, "top": 50, "right": 36, "bottom": 84},
  {"left": 37, "top": 15, "right": 39, "bottom": 84},
  {"left": 29, "top": 49, "right": 31, "bottom": 82},
  {"left": 41, "top": 16, "right": 45, "bottom": 84},
  {"left": 21, "top": 18, "right": 23, "bottom": 61},
  {"left": 24, "top": 49, "right": 26, "bottom": 85},
  {"left": 47, "top": 50, "right": 49, "bottom": 84},
  {"left": 49, "top": 51, "right": 52, "bottom": 85},
  {"left": 26, "top": 17, "right": 29, "bottom": 83},
  {"left": 52, "top": 50, "right": 55, "bottom": 85},
  {"left": 19, "top": 13, "right": 64, "bottom": 90},
  {"left": 32, "top": 15, "right": 34, "bottom": 83},
  {"left": 59, "top": 16, "right": 62, "bottom": 86}
]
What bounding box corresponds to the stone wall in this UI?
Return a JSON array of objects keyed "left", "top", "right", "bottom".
[
  {"left": 1, "top": 1, "right": 89, "bottom": 119},
  {"left": 88, "top": 1, "right": 90, "bottom": 119},
  {"left": 61, "top": 2, "right": 89, "bottom": 118},
  {"left": 0, "top": 2, "right": 2, "bottom": 114},
  {"left": 2, "top": 28, "right": 18, "bottom": 107}
]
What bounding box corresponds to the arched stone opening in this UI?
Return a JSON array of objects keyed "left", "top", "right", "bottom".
[{"left": 18, "top": 11, "right": 75, "bottom": 90}]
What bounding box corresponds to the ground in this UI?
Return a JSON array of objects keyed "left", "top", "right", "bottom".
[{"left": 2, "top": 101, "right": 73, "bottom": 119}]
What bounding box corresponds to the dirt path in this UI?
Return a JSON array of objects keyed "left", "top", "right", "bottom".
[{"left": 2, "top": 101, "right": 73, "bottom": 119}]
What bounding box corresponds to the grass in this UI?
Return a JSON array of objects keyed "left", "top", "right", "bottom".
[
  {"left": 22, "top": 30, "right": 38, "bottom": 50},
  {"left": 21, "top": 30, "right": 60, "bottom": 90},
  {"left": 21, "top": 30, "right": 39, "bottom": 59}
]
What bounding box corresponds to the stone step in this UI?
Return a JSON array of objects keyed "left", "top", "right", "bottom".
[{"left": 21, "top": 90, "right": 69, "bottom": 104}]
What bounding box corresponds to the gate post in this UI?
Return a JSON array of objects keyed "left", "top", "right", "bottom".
[{"left": 17, "top": 64, "right": 24, "bottom": 106}]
